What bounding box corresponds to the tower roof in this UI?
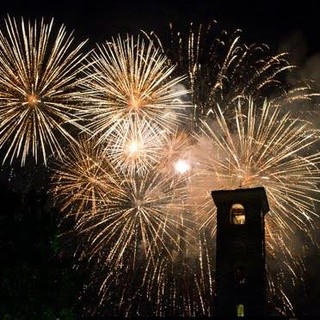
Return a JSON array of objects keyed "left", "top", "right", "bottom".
[{"left": 211, "top": 186, "right": 269, "bottom": 215}]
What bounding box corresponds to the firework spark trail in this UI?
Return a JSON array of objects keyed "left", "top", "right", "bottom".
[
  {"left": 76, "top": 33, "right": 191, "bottom": 146},
  {"left": 77, "top": 163, "right": 193, "bottom": 268},
  {"left": 191, "top": 98, "right": 320, "bottom": 232},
  {"left": 189, "top": 97, "right": 320, "bottom": 312},
  {"left": 48, "top": 32, "right": 201, "bottom": 316},
  {"left": 148, "top": 21, "right": 320, "bottom": 124},
  {"left": 0, "top": 15, "right": 90, "bottom": 166},
  {"left": 62, "top": 167, "right": 197, "bottom": 317},
  {"left": 50, "top": 123, "right": 202, "bottom": 317},
  {"left": 103, "top": 114, "right": 168, "bottom": 176},
  {"left": 51, "top": 129, "right": 196, "bottom": 268},
  {"left": 152, "top": 23, "right": 320, "bottom": 314},
  {"left": 45, "top": 22, "right": 320, "bottom": 317},
  {"left": 50, "top": 134, "right": 119, "bottom": 220}
]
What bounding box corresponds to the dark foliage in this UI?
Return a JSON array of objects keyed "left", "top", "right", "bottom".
[{"left": 0, "top": 182, "right": 84, "bottom": 320}]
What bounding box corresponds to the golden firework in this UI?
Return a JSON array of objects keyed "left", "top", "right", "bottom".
[
  {"left": 189, "top": 97, "right": 320, "bottom": 313},
  {"left": 0, "top": 15, "right": 89, "bottom": 166},
  {"left": 77, "top": 33, "right": 191, "bottom": 144}
]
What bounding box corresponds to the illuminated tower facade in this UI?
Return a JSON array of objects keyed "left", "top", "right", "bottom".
[{"left": 211, "top": 187, "right": 269, "bottom": 317}]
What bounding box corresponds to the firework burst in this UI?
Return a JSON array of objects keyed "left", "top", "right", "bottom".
[
  {"left": 50, "top": 134, "right": 118, "bottom": 220},
  {"left": 191, "top": 98, "right": 320, "bottom": 231},
  {"left": 50, "top": 131, "right": 195, "bottom": 270},
  {"left": 0, "top": 15, "right": 90, "bottom": 166},
  {"left": 148, "top": 21, "right": 320, "bottom": 124},
  {"left": 43, "top": 19, "right": 320, "bottom": 318},
  {"left": 103, "top": 114, "right": 168, "bottom": 176},
  {"left": 77, "top": 33, "right": 191, "bottom": 145},
  {"left": 49, "top": 122, "right": 202, "bottom": 316},
  {"left": 189, "top": 97, "right": 320, "bottom": 313}
]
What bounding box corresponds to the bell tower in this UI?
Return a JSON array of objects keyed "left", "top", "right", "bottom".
[{"left": 211, "top": 187, "right": 269, "bottom": 317}]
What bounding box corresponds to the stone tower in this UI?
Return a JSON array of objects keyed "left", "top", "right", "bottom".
[{"left": 211, "top": 187, "right": 269, "bottom": 317}]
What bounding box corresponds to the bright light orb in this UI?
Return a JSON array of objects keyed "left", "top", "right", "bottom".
[
  {"left": 26, "top": 94, "right": 39, "bottom": 107},
  {"left": 174, "top": 159, "right": 190, "bottom": 174},
  {"left": 127, "top": 141, "right": 141, "bottom": 156}
]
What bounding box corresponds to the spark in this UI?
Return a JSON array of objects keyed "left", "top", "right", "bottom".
[
  {"left": 190, "top": 97, "right": 320, "bottom": 313},
  {"left": 77, "top": 33, "right": 191, "bottom": 145},
  {"left": 50, "top": 131, "right": 196, "bottom": 277},
  {"left": 80, "top": 163, "right": 192, "bottom": 267},
  {"left": 0, "top": 15, "right": 89, "bottom": 166},
  {"left": 102, "top": 114, "right": 167, "bottom": 176},
  {"left": 45, "top": 21, "right": 320, "bottom": 317},
  {"left": 50, "top": 134, "right": 118, "bottom": 219},
  {"left": 148, "top": 21, "right": 320, "bottom": 125},
  {"left": 174, "top": 159, "right": 190, "bottom": 174},
  {"left": 192, "top": 98, "right": 320, "bottom": 231}
]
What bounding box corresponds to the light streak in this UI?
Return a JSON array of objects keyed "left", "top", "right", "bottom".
[{"left": 0, "top": 15, "right": 89, "bottom": 166}]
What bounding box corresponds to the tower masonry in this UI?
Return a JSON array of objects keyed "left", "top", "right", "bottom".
[{"left": 211, "top": 187, "right": 269, "bottom": 317}]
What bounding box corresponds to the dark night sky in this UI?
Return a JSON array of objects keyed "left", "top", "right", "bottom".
[
  {"left": 1, "top": 0, "right": 320, "bottom": 59},
  {"left": 1, "top": 0, "right": 320, "bottom": 318}
]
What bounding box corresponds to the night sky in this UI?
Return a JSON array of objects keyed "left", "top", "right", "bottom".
[
  {"left": 1, "top": 1, "right": 320, "bottom": 56},
  {"left": 1, "top": 0, "right": 320, "bottom": 318}
]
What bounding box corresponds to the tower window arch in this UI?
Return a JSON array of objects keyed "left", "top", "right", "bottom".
[
  {"left": 230, "top": 203, "right": 245, "bottom": 224},
  {"left": 236, "top": 303, "right": 245, "bottom": 317}
]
